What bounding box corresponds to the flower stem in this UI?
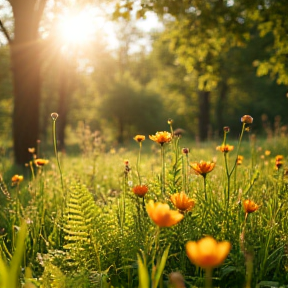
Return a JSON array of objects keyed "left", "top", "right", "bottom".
[
  {"left": 161, "top": 144, "right": 165, "bottom": 198},
  {"left": 205, "top": 268, "right": 213, "bottom": 288},
  {"left": 52, "top": 119, "right": 64, "bottom": 192},
  {"left": 136, "top": 142, "right": 142, "bottom": 185},
  {"left": 203, "top": 175, "right": 207, "bottom": 201}
]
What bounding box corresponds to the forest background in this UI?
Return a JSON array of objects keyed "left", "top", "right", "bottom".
[{"left": 1, "top": 0, "right": 288, "bottom": 164}]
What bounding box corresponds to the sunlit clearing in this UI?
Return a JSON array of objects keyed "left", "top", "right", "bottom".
[{"left": 57, "top": 10, "right": 96, "bottom": 45}]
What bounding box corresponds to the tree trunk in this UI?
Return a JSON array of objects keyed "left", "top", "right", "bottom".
[
  {"left": 198, "top": 90, "right": 210, "bottom": 141},
  {"left": 9, "top": 0, "right": 46, "bottom": 165}
]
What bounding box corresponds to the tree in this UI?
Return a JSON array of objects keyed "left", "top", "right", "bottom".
[{"left": 0, "top": 0, "right": 47, "bottom": 165}]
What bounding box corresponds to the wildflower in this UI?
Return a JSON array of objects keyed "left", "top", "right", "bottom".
[
  {"left": 237, "top": 155, "right": 244, "bottom": 165},
  {"left": 169, "top": 272, "right": 185, "bottom": 288},
  {"left": 275, "top": 155, "right": 284, "bottom": 169},
  {"left": 243, "top": 199, "right": 259, "bottom": 214},
  {"left": 51, "top": 112, "right": 59, "bottom": 121},
  {"left": 264, "top": 150, "right": 271, "bottom": 156},
  {"left": 170, "top": 192, "right": 195, "bottom": 212},
  {"left": 241, "top": 115, "right": 253, "bottom": 124},
  {"left": 146, "top": 200, "right": 184, "bottom": 227},
  {"left": 186, "top": 236, "right": 231, "bottom": 269},
  {"left": 191, "top": 161, "right": 215, "bottom": 177},
  {"left": 133, "top": 135, "right": 145, "bottom": 143},
  {"left": 132, "top": 185, "right": 148, "bottom": 197},
  {"left": 216, "top": 144, "right": 234, "bottom": 153},
  {"left": 182, "top": 148, "right": 189, "bottom": 154},
  {"left": 275, "top": 155, "right": 284, "bottom": 161},
  {"left": 223, "top": 126, "right": 230, "bottom": 133},
  {"left": 12, "top": 175, "right": 24, "bottom": 184},
  {"left": 124, "top": 159, "right": 131, "bottom": 173},
  {"left": 34, "top": 159, "right": 49, "bottom": 166},
  {"left": 174, "top": 128, "right": 185, "bottom": 137},
  {"left": 167, "top": 118, "right": 173, "bottom": 125},
  {"left": 28, "top": 148, "right": 35, "bottom": 154},
  {"left": 149, "top": 131, "right": 172, "bottom": 146}
]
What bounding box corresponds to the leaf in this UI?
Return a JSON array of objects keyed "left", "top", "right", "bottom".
[
  {"left": 154, "top": 245, "right": 171, "bottom": 288},
  {"left": 137, "top": 254, "right": 150, "bottom": 288}
]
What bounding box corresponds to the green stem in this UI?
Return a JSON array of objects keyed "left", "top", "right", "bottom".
[
  {"left": 152, "top": 226, "right": 161, "bottom": 287},
  {"left": 186, "top": 154, "right": 189, "bottom": 193},
  {"left": 52, "top": 119, "right": 64, "bottom": 192},
  {"left": 229, "top": 123, "right": 246, "bottom": 177},
  {"left": 205, "top": 268, "right": 213, "bottom": 288},
  {"left": 137, "top": 143, "right": 142, "bottom": 185},
  {"left": 161, "top": 144, "right": 165, "bottom": 198},
  {"left": 203, "top": 175, "right": 207, "bottom": 201},
  {"left": 182, "top": 155, "right": 186, "bottom": 193}
]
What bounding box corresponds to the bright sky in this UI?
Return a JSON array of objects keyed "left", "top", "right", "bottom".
[{"left": 0, "top": 0, "right": 164, "bottom": 53}]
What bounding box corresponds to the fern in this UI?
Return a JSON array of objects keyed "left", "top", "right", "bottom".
[{"left": 63, "top": 181, "right": 102, "bottom": 271}]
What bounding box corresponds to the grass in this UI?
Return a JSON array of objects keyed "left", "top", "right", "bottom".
[{"left": 0, "top": 119, "right": 288, "bottom": 288}]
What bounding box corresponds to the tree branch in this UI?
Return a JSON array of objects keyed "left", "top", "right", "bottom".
[{"left": 0, "top": 19, "right": 12, "bottom": 43}]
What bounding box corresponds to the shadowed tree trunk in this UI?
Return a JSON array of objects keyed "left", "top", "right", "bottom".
[
  {"left": 198, "top": 90, "right": 210, "bottom": 141},
  {"left": 8, "top": 0, "right": 47, "bottom": 165}
]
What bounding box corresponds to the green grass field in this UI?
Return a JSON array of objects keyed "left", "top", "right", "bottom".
[{"left": 0, "top": 117, "right": 288, "bottom": 288}]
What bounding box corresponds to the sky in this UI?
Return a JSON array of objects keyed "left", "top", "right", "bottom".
[{"left": 0, "top": 0, "right": 164, "bottom": 53}]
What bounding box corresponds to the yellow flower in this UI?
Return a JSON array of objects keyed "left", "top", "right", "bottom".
[
  {"left": 133, "top": 135, "right": 145, "bottom": 143},
  {"left": 264, "top": 150, "right": 271, "bottom": 156},
  {"left": 237, "top": 155, "right": 244, "bottom": 165},
  {"left": 132, "top": 185, "right": 148, "bottom": 197},
  {"left": 149, "top": 131, "right": 172, "bottom": 145},
  {"left": 216, "top": 144, "right": 234, "bottom": 153},
  {"left": 241, "top": 115, "right": 253, "bottom": 124},
  {"left": 146, "top": 200, "right": 184, "bottom": 227},
  {"left": 191, "top": 161, "right": 215, "bottom": 177},
  {"left": 186, "top": 236, "right": 231, "bottom": 269},
  {"left": 170, "top": 192, "right": 195, "bottom": 212},
  {"left": 34, "top": 159, "right": 49, "bottom": 166},
  {"left": 243, "top": 199, "right": 259, "bottom": 214},
  {"left": 11, "top": 175, "right": 24, "bottom": 184}
]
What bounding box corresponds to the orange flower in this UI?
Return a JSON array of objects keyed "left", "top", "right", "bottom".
[
  {"left": 241, "top": 115, "right": 253, "bottom": 124},
  {"left": 133, "top": 135, "right": 145, "bottom": 143},
  {"left": 11, "top": 175, "right": 24, "bottom": 184},
  {"left": 275, "top": 155, "right": 284, "bottom": 169},
  {"left": 216, "top": 144, "right": 234, "bottom": 153},
  {"left": 132, "top": 185, "right": 148, "bottom": 197},
  {"left": 237, "top": 155, "right": 244, "bottom": 165},
  {"left": 186, "top": 236, "right": 231, "bottom": 269},
  {"left": 170, "top": 192, "right": 195, "bottom": 212},
  {"left": 149, "top": 131, "right": 172, "bottom": 145},
  {"left": 191, "top": 161, "right": 215, "bottom": 177},
  {"left": 275, "top": 155, "right": 284, "bottom": 161},
  {"left": 146, "top": 200, "right": 184, "bottom": 227},
  {"left": 243, "top": 199, "right": 259, "bottom": 214},
  {"left": 34, "top": 159, "right": 49, "bottom": 166}
]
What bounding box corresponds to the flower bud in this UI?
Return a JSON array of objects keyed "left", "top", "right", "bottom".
[
  {"left": 241, "top": 115, "right": 253, "bottom": 124},
  {"left": 51, "top": 112, "right": 59, "bottom": 121}
]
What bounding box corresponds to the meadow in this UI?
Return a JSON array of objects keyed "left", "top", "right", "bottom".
[{"left": 0, "top": 114, "right": 288, "bottom": 288}]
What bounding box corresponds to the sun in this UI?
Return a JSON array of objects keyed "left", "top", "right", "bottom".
[{"left": 56, "top": 9, "right": 97, "bottom": 46}]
